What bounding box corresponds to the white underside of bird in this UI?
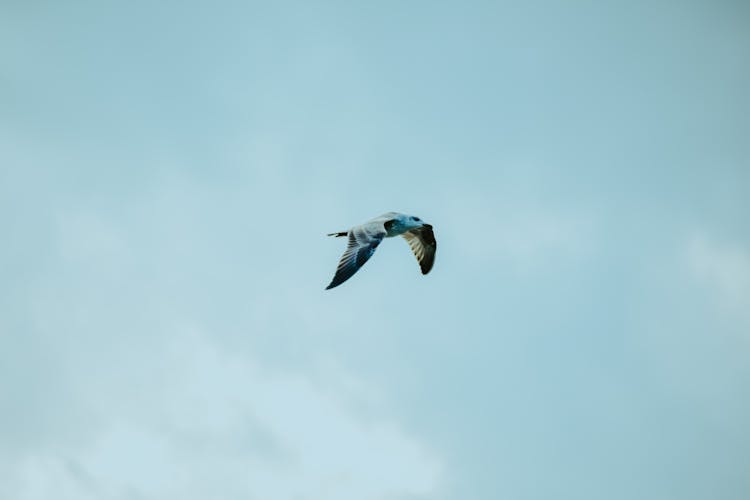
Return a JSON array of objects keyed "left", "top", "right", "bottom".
[{"left": 325, "top": 212, "right": 437, "bottom": 290}]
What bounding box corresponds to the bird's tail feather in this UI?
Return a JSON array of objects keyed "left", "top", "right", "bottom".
[{"left": 327, "top": 231, "right": 348, "bottom": 237}]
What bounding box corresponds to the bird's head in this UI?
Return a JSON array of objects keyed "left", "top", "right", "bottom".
[
  {"left": 382, "top": 212, "right": 428, "bottom": 236},
  {"left": 402, "top": 214, "right": 425, "bottom": 230}
]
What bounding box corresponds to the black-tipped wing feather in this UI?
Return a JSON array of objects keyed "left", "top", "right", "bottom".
[
  {"left": 402, "top": 224, "right": 436, "bottom": 274},
  {"left": 326, "top": 226, "right": 386, "bottom": 289}
]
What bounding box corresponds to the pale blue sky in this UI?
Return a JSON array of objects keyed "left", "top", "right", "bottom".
[{"left": 2, "top": 1, "right": 749, "bottom": 499}]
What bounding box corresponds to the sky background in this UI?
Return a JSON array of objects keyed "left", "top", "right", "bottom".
[{"left": 1, "top": 1, "right": 749, "bottom": 499}]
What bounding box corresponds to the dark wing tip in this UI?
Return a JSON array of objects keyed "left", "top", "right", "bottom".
[
  {"left": 420, "top": 255, "right": 434, "bottom": 274},
  {"left": 325, "top": 271, "right": 350, "bottom": 290},
  {"left": 326, "top": 275, "right": 349, "bottom": 290},
  {"left": 419, "top": 225, "right": 436, "bottom": 275}
]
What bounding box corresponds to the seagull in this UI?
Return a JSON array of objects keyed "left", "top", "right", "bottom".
[{"left": 325, "top": 212, "right": 436, "bottom": 290}]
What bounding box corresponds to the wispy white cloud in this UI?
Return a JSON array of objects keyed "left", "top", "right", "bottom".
[
  {"left": 6, "top": 329, "right": 442, "bottom": 500},
  {"left": 687, "top": 233, "right": 750, "bottom": 321}
]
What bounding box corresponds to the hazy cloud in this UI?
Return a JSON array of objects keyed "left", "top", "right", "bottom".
[
  {"left": 4, "top": 330, "right": 442, "bottom": 500},
  {"left": 687, "top": 233, "right": 750, "bottom": 323}
]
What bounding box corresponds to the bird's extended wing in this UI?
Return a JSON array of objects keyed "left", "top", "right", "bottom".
[
  {"left": 402, "top": 224, "right": 436, "bottom": 275},
  {"left": 326, "top": 224, "right": 386, "bottom": 289}
]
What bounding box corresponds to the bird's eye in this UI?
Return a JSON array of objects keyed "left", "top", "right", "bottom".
[{"left": 414, "top": 217, "right": 420, "bottom": 221}]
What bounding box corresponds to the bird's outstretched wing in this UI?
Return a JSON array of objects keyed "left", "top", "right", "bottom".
[
  {"left": 402, "top": 224, "right": 436, "bottom": 275},
  {"left": 326, "top": 224, "right": 386, "bottom": 289}
]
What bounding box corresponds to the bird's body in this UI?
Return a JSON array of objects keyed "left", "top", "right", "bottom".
[{"left": 325, "top": 212, "right": 436, "bottom": 290}]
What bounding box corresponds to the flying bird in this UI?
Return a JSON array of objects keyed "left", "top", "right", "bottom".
[{"left": 325, "top": 212, "right": 436, "bottom": 290}]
